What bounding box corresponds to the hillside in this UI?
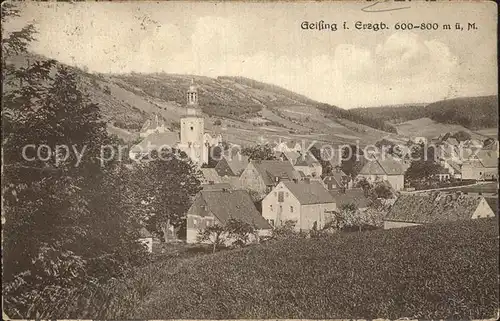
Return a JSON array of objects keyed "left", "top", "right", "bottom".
[
  {"left": 5, "top": 52, "right": 407, "bottom": 146},
  {"left": 351, "top": 96, "right": 498, "bottom": 133},
  {"left": 87, "top": 218, "right": 498, "bottom": 319},
  {"left": 395, "top": 118, "right": 488, "bottom": 140}
]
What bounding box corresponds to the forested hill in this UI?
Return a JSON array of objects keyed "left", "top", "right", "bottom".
[
  {"left": 5, "top": 52, "right": 400, "bottom": 135},
  {"left": 351, "top": 96, "right": 498, "bottom": 130}
]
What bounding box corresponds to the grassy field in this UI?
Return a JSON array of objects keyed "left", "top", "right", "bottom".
[{"left": 86, "top": 218, "right": 499, "bottom": 319}]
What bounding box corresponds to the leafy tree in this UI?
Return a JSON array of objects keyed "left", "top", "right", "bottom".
[
  {"left": 271, "top": 220, "right": 304, "bottom": 239},
  {"left": 130, "top": 149, "right": 202, "bottom": 242},
  {"left": 373, "top": 183, "right": 393, "bottom": 199},
  {"left": 405, "top": 160, "right": 442, "bottom": 183},
  {"left": 2, "top": 7, "right": 146, "bottom": 317},
  {"left": 241, "top": 144, "right": 276, "bottom": 161},
  {"left": 309, "top": 145, "right": 334, "bottom": 178},
  {"left": 340, "top": 144, "right": 367, "bottom": 178},
  {"left": 225, "top": 218, "right": 257, "bottom": 247},
  {"left": 197, "top": 224, "right": 227, "bottom": 253}
]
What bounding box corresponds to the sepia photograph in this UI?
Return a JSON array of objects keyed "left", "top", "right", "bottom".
[{"left": 1, "top": 0, "right": 498, "bottom": 319}]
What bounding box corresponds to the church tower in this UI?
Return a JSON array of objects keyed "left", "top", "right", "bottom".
[{"left": 180, "top": 79, "right": 207, "bottom": 164}]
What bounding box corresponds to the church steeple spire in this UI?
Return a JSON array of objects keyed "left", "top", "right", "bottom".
[{"left": 187, "top": 78, "right": 198, "bottom": 106}]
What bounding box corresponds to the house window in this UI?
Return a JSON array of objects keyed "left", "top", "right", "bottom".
[
  {"left": 285, "top": 192, "right": 289, "bottom": 197},
  {"left": 290, "top": 206, "right": 294, "bottom": 213},
  {"left": 190, "top": 126, "right": 194, "bottom": 131},
  {"left": 270, "top": 205, "right": 273, "bottom": 211},
  {"left": 278, "top": 191, "right": 284, "bottom": 202},
  {"left": 269, "top": 219, "right": 275, "bottom": 226},
  {"left": 206, "top": 220, "right": 211, "bottom": 227},
  {"left": 274, "top": 192, "right": 277, "bottom": 197}
]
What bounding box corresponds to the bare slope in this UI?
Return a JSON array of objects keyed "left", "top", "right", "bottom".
[{"left": 8, "top": 53, "right": 407, "bottom": 145}]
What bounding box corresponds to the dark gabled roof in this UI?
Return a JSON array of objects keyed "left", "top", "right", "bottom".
[
  {"left": 279, "top": 150, "right": 301, "bottom": 164},
  {"left": 200, "top": 168, "right": 222, "bottom": 184},
  {"left": 225, "top": 154, "right": 249, "bottom": 176},
  {"left": 294, "top": 152, "right": 320, "bottom": 167},
  {"left": 329, "top": 188, "right": 371, "bottom": 209},
  {"left": 323, "top": 170, "right": 348, "bottom": 187},
  {"left": 485, "top": 197, "right": 498, "bottom": 215},
  {"left": 447, "top": 160, "right": 462, "bottom": 174},
  {"left": 130, "top": 131, "right": 180, "bottom": 154},
  {"left": 282, "top": 181, "right": 335, "bottom": 205},
  {"left": 251, "top": 160, "right": 300, "bottom": 186},
  {"left": 386, "top": 193, "right": 487, "bottom": 224},
  {"left": 196, "top": 190, "right": 271, "bottom": 229},
  {"left": 474, "top": 150, "right": 498, "bottom": 168},
  {"left": 202, "top": 183, "right": 233, "bottom": 191},
  {"left": 359, "top": 156, "right": 406, "bottom": 176}
]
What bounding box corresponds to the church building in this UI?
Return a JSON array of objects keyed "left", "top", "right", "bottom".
[{"left": 129, "top": 79, "right": 222, "bottom": 166}]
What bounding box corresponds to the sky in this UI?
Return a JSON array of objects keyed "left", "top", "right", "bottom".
[{"left": 3, "top": 1, "right": 497, "bottom": 109}]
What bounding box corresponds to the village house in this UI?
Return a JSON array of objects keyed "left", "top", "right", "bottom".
[
  {"left": 214, "top": 153, "right": 249, "bottom": 177},
  {"left": 356, "top": 155, "right": 406, "bottom": 191},
  {"left": 434, "top": 142, "right": 464, "bottom": 179},
  {"left": 329, "top": 188, "right": 371, "bottom": 211},
  {"left": 262, "top": 180, "right": 337, "bottom": 231},
  {"left": 186, "top": 189, "right": 271, "bottom": 244},
  {"left": 384, "top": 192, "right": 495, "bottom": 229},
  {"left": 275, "top": 150, "right": 301, "bottom": 165},
  {"left": 129, "top": 131, "right": 180, "bottom": 159},
  {"left": 461, "top": 149, "right": 498, "bottom": 181},
  {"left": 323, "top": 167, "right": 350, "bottom": 190},
  {"left": 434, "top": 166, "right": 451, "bottom": 181},
  {"left": 239, "top": 160, "right": 301, "bottom": 197},
  {"left": 292, "top": 152, "right": 323, "bottom": 178},
  {"left": 273, "top": 140, "right": 302, "bottom": 153}
]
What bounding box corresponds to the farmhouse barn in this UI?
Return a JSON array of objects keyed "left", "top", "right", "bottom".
[
  {"left": 384, "top": 192, "right": 495, "bottom": 229},
  {"left": 357, "top": 156, "right": 406, "bottom": 191},
  {"left": 262, "top": 180, "right": 336, "bottom": 231},
  {"left": 239, "top": 160, "right": 301, "bottom": 197},
  {"left": 461, "top": 150, "right": 498, "bottom": 181},
  {"left": 186, "top": 189, "right": 271, "bottom": 243}
]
